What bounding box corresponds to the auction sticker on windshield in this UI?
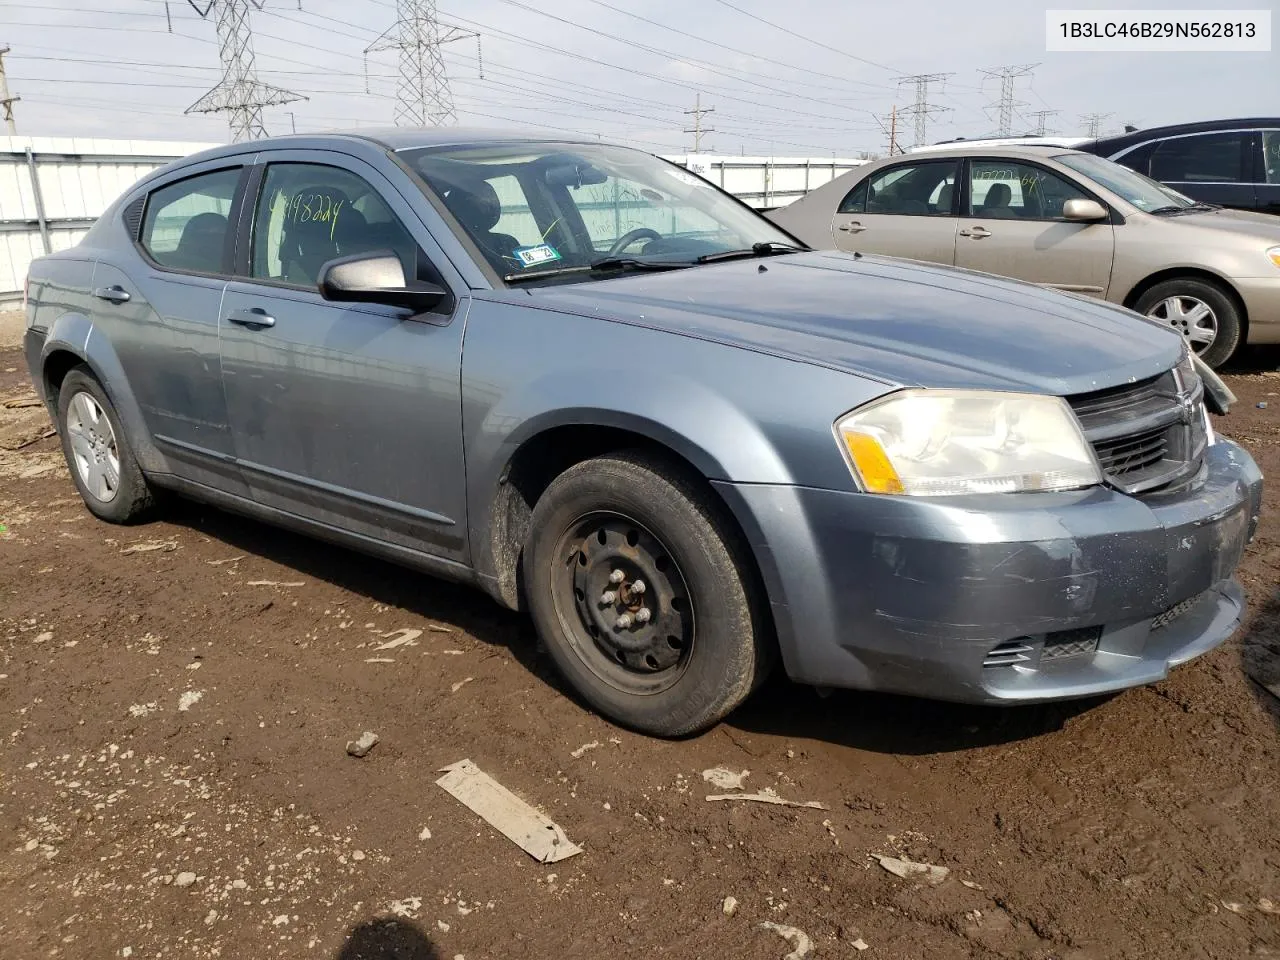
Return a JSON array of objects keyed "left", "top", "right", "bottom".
[{"left": 514, "top": 244, "right": 562, "bottom": 267}]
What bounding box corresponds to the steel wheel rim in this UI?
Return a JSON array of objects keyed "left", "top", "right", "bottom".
[
  {"left": 550, "top": 511, "right": 695, "bottom": 695},
  {"left": 66, "top": 391, "right": 120, "bottom": 503},
  {"left": 1147, "top": 295, "right": 1218, "bottom": 354}
]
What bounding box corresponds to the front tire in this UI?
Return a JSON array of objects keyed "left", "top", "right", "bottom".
[
  {"left": 55, "top": 367, "right": 155, "bottom": 523},
  {"left": 1135, "top": 278, "right": 1242, "bottom": 370},
  {"left": 524, "top": 451, "right": 772, "bottom": 737}
]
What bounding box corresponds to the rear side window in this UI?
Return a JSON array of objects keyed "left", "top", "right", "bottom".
[
  {"left": 140, "top": 167, "right": 242, "bottom": 274},
  {"left": 1150, "top": 133, "right": 1247, "bottom": 183},
  {"left": 864, "top": 161, "right": 958, "bottom": 217}
]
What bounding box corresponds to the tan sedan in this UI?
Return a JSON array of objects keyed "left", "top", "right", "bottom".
[{"left": 767, "top": 145, "right": 1280, "bottom": 368}]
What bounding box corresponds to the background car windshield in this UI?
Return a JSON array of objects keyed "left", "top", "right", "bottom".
[
  {"left": 1055, "top": 153, "right": 1193, "bottom": 212},
  {"left": 401, "top": 142, "right": 795, "bottom": 279}
]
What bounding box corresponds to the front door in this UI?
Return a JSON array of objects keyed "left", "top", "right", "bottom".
[
  {"left": 954, "top": 159, "right": 1115, "bottom": 297},
  {"left": 219, "top": 154, "right": 470, "bottom": 563},
  {"left": 830, "top": 158, "right": 959, "bottom": 265}
]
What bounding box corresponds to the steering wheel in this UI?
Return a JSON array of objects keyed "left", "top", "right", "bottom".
[{"left": 607, "top": 227, "right": 662, "bottom": 257}]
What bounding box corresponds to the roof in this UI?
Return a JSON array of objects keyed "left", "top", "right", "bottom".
[
  {"left": 910, "top": 136, "right": 1089, "bottom": 153},
  {"left": 893, "top": 144, "right": 1088, "bottom": 161},
  {"left": 1091, "top": 117, "right": 1280, "bottom": 151}
]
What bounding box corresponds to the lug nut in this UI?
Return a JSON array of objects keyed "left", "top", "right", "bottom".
[
  {"left": 615, "top": 613, "right": 633, "bottom": 629},
  {"left": 600, "top": 590, "right": 617, "bottom": 605},
  {"left": 631, "top": 580, "right": 646, "bottom": 595},
  {"left": 609, "top": 569, "right": 626, "bottom": 584},
  {"left": 635, "top": 608, "right": 651, "bottom": 624}
]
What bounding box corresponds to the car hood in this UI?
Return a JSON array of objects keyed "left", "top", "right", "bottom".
[
  {"left": 522, "top": 251, "right": 1180, "bottom": 395},
  {"left": 1160, "top": 207, "right": 1280, "bottom": 242}
]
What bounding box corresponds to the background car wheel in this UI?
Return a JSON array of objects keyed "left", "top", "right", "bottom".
[
  {"left": 56, "top": 367, "right": 155, "bottom": 523},
  {"left": 1135, "top": 278, "right": 1242, "bottom": 370},
  {"left": 525, "top": 450, "right": 773, "bottom": 737}
]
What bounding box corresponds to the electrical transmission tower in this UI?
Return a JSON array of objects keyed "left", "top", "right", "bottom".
[
  {"left": 185, "top": 1, "right": 304, "bottom": 142},
  {"left": 895, "top": 73, "right": 953, "bottom": 148},
  {"left": 366, "top": 0, "right": 479, "bottom": 127},
  {"left": 1081, "top": 112, "right": 1112, "bottom": 138},
  {"left": 0, "top": 46, "right": 19, "bottom": 135},
  {"left": 683, "top": 93, "right": 715, "bottom": 153},
  {"left": 1028, "top": 109, "right": 1060, "bottom": 136},
  {"left": 979, "top": 63, "right": 1038, "bottom": 137}
]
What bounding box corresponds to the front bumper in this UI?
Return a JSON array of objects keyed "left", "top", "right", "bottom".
[
  {"left": 1234, "top": 276, "right": 1280, "bottom": 345},
  {"left": 715, "top": 439, "right": 1263, "bottom": 704}
]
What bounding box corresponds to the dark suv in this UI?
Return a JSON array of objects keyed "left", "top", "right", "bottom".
[{"left": 1080, "top": 118, "right": 1280, "bottom": 216}]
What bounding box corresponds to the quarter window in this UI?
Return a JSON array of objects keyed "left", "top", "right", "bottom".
[
  {"left": 1263, "top": 131, "right": 1280, "bottom": 184},
  {"left": 1150, "top": 133, "right": 1247, "bottom": 184},
  {"left": 140, "top": 167, "right": 241, "bottom": 273},
  {"left": 863, "top": 161, "right": 958, "bottom": 217},
  {"left": 837, "top": 179, "right": 867, "bottom": 214},
  {"left": 967, "top": 161, "right": 1090, "bottom": 220},
  {"left": 251, "top": 163, "right": 425, "bottom": 289}
]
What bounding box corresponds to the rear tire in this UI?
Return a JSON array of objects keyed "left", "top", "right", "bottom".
[
  {"left": 1135, "top": 278, "right": 1242, "bottom": 370},
  {"left": 524, "top": 451, "right": 773, "bottom": 737},
  {"left": 55, "top": 367, "right": 155, "bottom": 524}
]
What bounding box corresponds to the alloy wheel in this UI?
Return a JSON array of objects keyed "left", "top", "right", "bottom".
[{"left": 65, "top": 391, "right": 120, "bottom": 503}]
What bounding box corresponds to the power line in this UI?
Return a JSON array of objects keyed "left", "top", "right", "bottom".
[
  {"left": 184, "top": 0, "right": 304, "bottom": 141},
  {"left": 707, "top": 0, "right": 895, "bottom": 73},
  {"left": 979, "top": 63, "right": 1038, "bottom": 138},
  {"left": 896, "top": 72, "right": 952, "bottom": 147},
  {"left": 683, "top": 93, "right": 715, "bottom": 153}
]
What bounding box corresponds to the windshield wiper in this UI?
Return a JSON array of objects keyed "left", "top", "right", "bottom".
[
  {"left": 1147, "top": 205, "right": 1186, "bottom": 215},
  {"left": 694, "top": 241, "right": 808, "bottom": 264},
  {"left": 504, "top": 257, "right": 693, "bottom": 284}
]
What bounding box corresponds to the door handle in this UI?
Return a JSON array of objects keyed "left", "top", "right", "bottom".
[
  {"left": 93, "top": 285, "right": 131, "bottom": 304},
  {"left": 227, "top": 307, "right": 276, "bottom": 329},
  {"left": 837, "top": 221, "right": 866, "bottom": 233},
  {"left": 958, "top": 226, "right": 991, "bottom": 239}
]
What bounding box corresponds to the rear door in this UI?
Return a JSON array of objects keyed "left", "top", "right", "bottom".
[
  {"left": 218, "top": 150, "right": 471, "bottom": 563},
  {"left": 1148, "top": 131, "right": 1257, "bottom": 211},
  {"left": 830, "top": 158, "right": 959, "bottom": 265},
  {"left": 95, "top": 162, "right": 249, "bottom": 493},
  {"left": 1256, "top": 129, "right": 1280, "bottom": 216},
  {"left": 953, "top": 158, "right": 1115, "bottom": 297}
]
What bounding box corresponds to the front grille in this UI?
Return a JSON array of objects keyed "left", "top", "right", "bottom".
[
  {"left": 1151, "top": 591, "right": 1207, "bottom": 631},
  {"left": 1041, "top": 626, "right": 1102, "bottom": 661},
  {"left": 1067, "top": 367, "right": 1207, "bottom": 496}
]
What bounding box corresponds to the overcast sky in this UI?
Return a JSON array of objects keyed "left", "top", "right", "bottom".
[{"left": 1, "top": 0, "right": 1276, "bottom": 156}]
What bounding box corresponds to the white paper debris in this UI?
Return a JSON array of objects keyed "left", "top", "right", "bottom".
[
  {"left": 450, "top": 677, "right": 474, "bottom": 693},
  {"left": 760, "top": 921, "right": 813, "bottom": 960},
  {"left": 177, "top": 691, "right": 203, "bottom": 712},
  {"left": 436, "top": 759, "right": 582, "bottom": 863},
  {"left": 121, "top": 540, "right": 177, "bottom": 555},
  {"left": 374, "top": 628, "right": 423, "bottom": 651},
  {"left": 705, "top": 787, "right": 827, "bottom": 810},
  {"left": 875, "top": 853, "right": 949, "bottom": 885},
  {"left": 570, "top": 741, "right": 600, "bottom": 759},
  {"left": 702, "top": 767, "right": 749, "bottom": 790}
]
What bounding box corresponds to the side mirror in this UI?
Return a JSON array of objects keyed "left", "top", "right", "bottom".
[
  {"left": 318, "top": 251, "right": 448, "bottom": 312},
  {"left": 1062, "top": 198, "right": 1108, "bottom": 222}
]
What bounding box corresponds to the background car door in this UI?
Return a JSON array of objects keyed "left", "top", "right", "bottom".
[
  {"left": 953, "top": 159, "right": 1115, "bottom": 297},
  {"left": 95, "top": 164, "right": 246, "bottom": 493},
  {"left": 830, "top": 159, "right": 959, "bottom": 265},
  {"left": 1148, "top": 131, "right": 1257, "bottom": 211},
  {"left": 1257, "top": 130, "right": 1280, "bottom": 216},
  {"left": 218, "top": 152, "right": 470, "bottom": 563}
]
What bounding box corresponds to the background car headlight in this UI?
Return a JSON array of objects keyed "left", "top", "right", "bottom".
[
  {"left": 1268, "top": 246, "right": 1280, "bottom": 269},
  {"left": 835, "top": 390, "right": 1103, "bottom": 496}
]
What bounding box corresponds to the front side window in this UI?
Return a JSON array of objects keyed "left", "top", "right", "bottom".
[
  {"left": 1150, "top": 132, "right": 1247, "bottom": 183},
  {"left": 250, "top": 163, "right": 424, "bottom": 289},
  {"left": 140, "top": 167, "right": 241, "bottom": 273},
  {"left": 967, "top": 160, "right": 1090, "bottom": 220},
  {"left": 864, "top": 161, "right": 957, "bottom": 217},
  {"left": 1263, "top": 130, "right": 1280, "bottom": 184},
  {"left": 402, "top": 141, "right": 795, "bottom": 282}
]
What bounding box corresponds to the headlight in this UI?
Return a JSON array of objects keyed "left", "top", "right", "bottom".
[
  {"left": 1268, "top": 246, "right": 1280, "bottom": 269},
  {"left": 834, "top": 390, "right": 1103, "bottom": 496}
]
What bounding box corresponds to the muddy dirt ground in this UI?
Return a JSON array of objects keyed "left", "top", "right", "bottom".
[{"left": 2, "top": 319, "right": 1278, "bottom": 960}]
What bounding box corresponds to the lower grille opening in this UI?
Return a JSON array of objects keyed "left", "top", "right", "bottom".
[
  {"left": 1041, "top": 626, "right": 1102, "bottom": 661},
  {"left": 983, "top": 639, "right": 1035, "bottom": 668},
  {"left": 1151, "top": 591, "right": 1208, "bottom": 632}
]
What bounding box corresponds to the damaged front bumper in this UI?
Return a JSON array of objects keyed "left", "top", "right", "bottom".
[{"left": 715, "top": 439, "right": 1263, "bottom": 704}]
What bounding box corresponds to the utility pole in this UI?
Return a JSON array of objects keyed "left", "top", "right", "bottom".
[
  {"left": 883, "top": 104, "right": 899, "bottom": 156},
  {"left": 0, "top": 46, "right": 19, "bottom": 135},
  {"left": 979, "top": 63, "right": 1037, "bottom": 137},
  {"left": 1028, "top": 108, "right": 1060, "bottom": 136},
  {"left": 895, "top": 73, "right": 953, "bottom": 148},
  {"left": 683, "top": 93, "right": 715, "bottom": 153},
  {"left": 366, "top": 0, "right": 479, "bottom": 127},
  {"left": 184, "top": 1, "right": 305, "bottom": 142},
  {"left": 1080, "top": 112, "right": 1112, "bottom": 138}
]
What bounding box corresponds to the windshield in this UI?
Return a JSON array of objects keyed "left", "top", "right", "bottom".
[
  {"left": 401, "top": 141, "right": 796, "bottom": 283},
  {"left": 1054, "top": 152, "right": 1196, "bottom": 213}
]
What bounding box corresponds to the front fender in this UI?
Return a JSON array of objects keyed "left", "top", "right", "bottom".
[{"left": 41, "top": 311, "right": 167, "bottom": 475}]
